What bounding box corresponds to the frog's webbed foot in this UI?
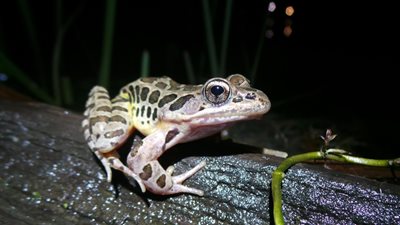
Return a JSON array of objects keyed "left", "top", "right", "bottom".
[
  {"left": 169, "top": 160, "right": 206, "bottom": 196},
  {"left": 95, "top": 151, "right": 146, "bottom": 193}
]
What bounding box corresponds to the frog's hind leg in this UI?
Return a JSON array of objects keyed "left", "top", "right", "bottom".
[
  {"left": 82, "top": 86, "right": 145, "bottom": 192},
  {"left": 95, "top": 151, "right": 146, "bottom": 192}
]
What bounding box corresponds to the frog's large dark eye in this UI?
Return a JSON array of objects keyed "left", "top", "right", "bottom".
[{"left": 203, "top": 78, "right": 231, "bottom": 105}]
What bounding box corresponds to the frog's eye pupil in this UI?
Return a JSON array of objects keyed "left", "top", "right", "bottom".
[{"left": 211, "top": 85, "right": 224, "bottom": 96}]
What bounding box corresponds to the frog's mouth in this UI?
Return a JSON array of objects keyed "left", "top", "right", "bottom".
[{"left": 187, "top": 113, "right": 265, "bottom": 126}]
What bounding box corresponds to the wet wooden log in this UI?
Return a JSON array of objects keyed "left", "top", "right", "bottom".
[{"left": 0, "top": 99, "right": 399, "bottom": 224}]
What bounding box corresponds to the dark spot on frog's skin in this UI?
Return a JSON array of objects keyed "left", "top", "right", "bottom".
[
  {"left": 104, "top": 128, "right": 124, "bottom": 138},
  {"left": 141, "top": 106, "right": 145, "bottom": 117},
  {"left": 148, "top": 90, "right": 161, "bottom": 104},
  {"left": 109, "top": 115, "right": 127, "bottom": 124},
  {"left": 155, "top": 82, "right": 168, "bottom": 89},
  {"left": 245, "top": 93, "right": 256, "bottom": 100},
  {"left": 111, "top": 97, "right": 129, "bottom": 104},
  {"left": 127, "top": 85, "right": 135, "bottom": 102},
  {"left": 112, "top": 106, "right": 129, "bottom": 112},
  {"left": 139, "top": 164, "right": 153, "bottom": 180},
  {"left": 147, "top": 106, "right": 152, "bottom": 118},
  {"left": 165, "top": 128, "right": 180, "bottom": 144},
  {"left": 86, "top": 103, "right": 95, "bottom": 109},
  {"left": 130, "top": 136, "right": 143, "bottom": 157},
  {"left": 141, "top": 121, "right": 144, "bottom": 125},
  {"left": 97, "top": 95, "right": 110, "bottom": 100},
  {"left": 158, "top": 94, "right": 178, "bottom": 108},
  {"left": 90, "top": 116, "right": 109, "bottom": 126},
  {"left": 156, "top": 174, "right": 166, "bottom": 188},
  {"left": 96, "top": 105, "right": 112, "bottom": 112},
  {"left": 182, "top": 85, "right": 201, "bottom": 92},
  {"left": 109, "top": 158, "right": 115, "bottom": 165},
  {"left": 152, "top": 108, "right": 158, "bottom": 121},
  {"left": 136, "top": 107, "right": 139, "bottom": 117},
  {"left": 91, "top": 89, "right": 108, "bottom": 96},
  {"left": 168, "top": 80, "right": 181, "bottom": 90},
  {"left": 135, "top": 86, "right": 140, "bottom": 103},
  {"left": 140, "top": 87, "right": 150, "bottom": 101},
  {"left": 169, "top": 94, "right": 195, "bottom": 111},
  {"left": 129, "top": 85, "right": 135, "bottom": 93},
  {"left": 199, "top": 106, "right": 205, "bottom": 111},
  {"left": 232, "top": 96, "right": 243, "bottom": 103},
  {"left": 140, "top": 77, "right": 157, "bottom": 83}
]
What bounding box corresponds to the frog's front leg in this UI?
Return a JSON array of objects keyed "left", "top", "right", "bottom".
[
  {"left": 127, "top": 128, "right": 206, "bottom": 196},
  {"left": 82, "top": 86, "right": 146, "bottom": 192}
]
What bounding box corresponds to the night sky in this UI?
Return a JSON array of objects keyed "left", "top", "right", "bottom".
[{"left": 1, "top": 1, "right": 398, "bottom": 152}]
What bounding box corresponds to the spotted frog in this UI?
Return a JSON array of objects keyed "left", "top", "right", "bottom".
[{"left": 82, "top": 74, "right": 270, "bottom": 196}]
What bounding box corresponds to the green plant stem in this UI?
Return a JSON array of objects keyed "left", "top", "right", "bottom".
[
  {"left": 272, "top": 149, "right": 399, "bottom": 225},
  {"left": 183, "top": 51, "right": 196, "bottom": 84},
  {"left": 140, "top": 50, "right": 150, "bottom": 77},
  {"left": 250, "top": 17, "right": 268, "bottom": 83},
  {"left": 61, "top": 76, "right": 73, "bottom": 105},
  {"left": 52, "top": 1, "right": 84, "bottom": 105},
  {"left": 17, "top": 0, "right": 45, "bottom": 85},
  {"left": 202, "top": 0, "right": 218, "bottom": 75},
  {"left": 219, "top": 0, "right": 232, "bottom": 75},
  {"left": 98, "top": 0, "right": 117, "bottom": 87}
]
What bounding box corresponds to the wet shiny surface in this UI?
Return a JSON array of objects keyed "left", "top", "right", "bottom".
[{"left": 1, "top": 100, "right": 399, "bottom": 224}]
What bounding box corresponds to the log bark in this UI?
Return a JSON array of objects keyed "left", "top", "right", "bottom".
[{"left": 0, "top": 100, "right": 399, "bottom": 225}]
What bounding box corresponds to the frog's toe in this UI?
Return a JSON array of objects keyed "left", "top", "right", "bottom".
[
  {"left": 166, "top": 165, "right": 175, "bottom": 175},
  {"left": 169, "top": 184, "right": 204, "bottom": 196},
  {"left": 172, "top": 160, "right": 206, "bottom": 184}
]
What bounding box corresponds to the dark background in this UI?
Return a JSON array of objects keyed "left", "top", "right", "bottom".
[{"left": 0, "top": 1, "right": 398, "bottom": 155}]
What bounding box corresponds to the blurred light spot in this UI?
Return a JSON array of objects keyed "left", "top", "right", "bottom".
[
  {"left": 285, "top": 6, "right": 294, "bottom": 16},
  {"left": 268, "top": 2, "right": 276, "bottom": 12},
  {"left": 0, "top": 73, "right": 8, "bottom": 81},
  {"left": 283, "top": 25, "right": 292, "bottom": 37},
  {"left": 265, "top": 29, "right": 274, "bottom": 39}
]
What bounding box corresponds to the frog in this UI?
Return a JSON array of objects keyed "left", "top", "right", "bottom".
[{"left": 82, "top": 74, "right": 270, "bottom": 196}]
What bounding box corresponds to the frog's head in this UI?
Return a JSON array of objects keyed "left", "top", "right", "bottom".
[{"left": 162, "top": 74, "right": 271, "bottom": 126}]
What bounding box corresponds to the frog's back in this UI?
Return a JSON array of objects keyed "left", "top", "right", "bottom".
[{"left": 117, "top": 76, "right": 202, "bottom": 135}]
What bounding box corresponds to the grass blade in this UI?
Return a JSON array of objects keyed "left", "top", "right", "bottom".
[
  {"left": 0, "top": 52, "right": 53, "bottom": 103},
  {"left": 219, "top": 0, "right": 233, "bottom": 75},
  {"left": 140, "top": 50, "right": 150, "bottom": 77},
  {"left": 98, "top": 0, "right": 117, "bottom": 87},
  {"left": 250, "top": 16, "right": 268, "bottom": 83},
  {"left": 17, "top": 0, "right": 46, "bottom": 86},
  {"left": 202, "top": 0, "right": 218, "bottom": 75},
  {"left": 183, "top": 51, "right": 196, "bottom": 84}
]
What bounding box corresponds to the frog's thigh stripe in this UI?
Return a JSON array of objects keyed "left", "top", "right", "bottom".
[
  {"left": 156, "top": 174, "right": 166, "bottom": 188},
  {"left": 129, "top": 136, "right": 143, "bottom": 158},
  {"left": 139, "top": 164, "right": 152, "bottom": 180},
  {"left": 165, "top": 128, "right": 180, "bottom": 144}
]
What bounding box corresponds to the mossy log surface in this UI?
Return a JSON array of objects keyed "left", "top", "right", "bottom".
[{"left": 0, "top": 100, "right": 399, "bottom": 224}]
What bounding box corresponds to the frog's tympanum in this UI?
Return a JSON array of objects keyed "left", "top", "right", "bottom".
[{"left": 82, "top": 74, "right": 270, "bottom": 196}]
